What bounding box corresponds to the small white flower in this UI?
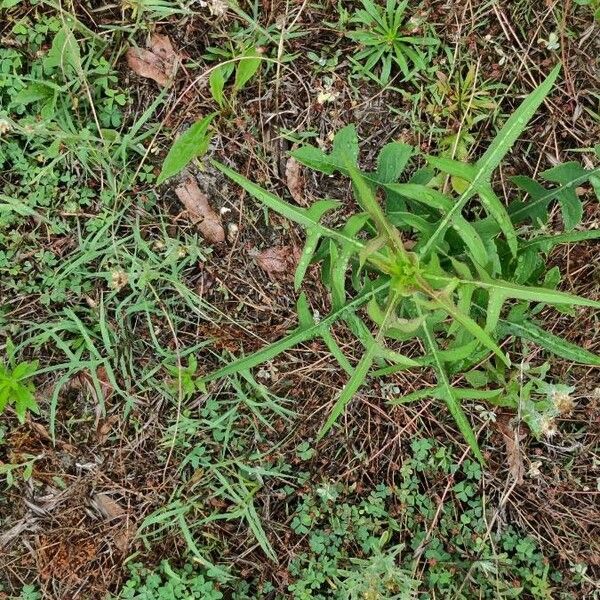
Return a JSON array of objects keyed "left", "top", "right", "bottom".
[
  {"left": 110, "top": 270, "right": 129, "bottom": 291},
  {"left": 528, "top": 460, "right": 542, "bottom": 478},
  {"left": 552, "top": 390, "right": 575, "bottom": 415},
  {"left": 540, "top": 416, "right": 557, "bottom": 438}
]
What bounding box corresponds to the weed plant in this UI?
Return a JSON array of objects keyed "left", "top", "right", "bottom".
[{"left": 202, "top": 65, "right": 600, "bottom": 461}]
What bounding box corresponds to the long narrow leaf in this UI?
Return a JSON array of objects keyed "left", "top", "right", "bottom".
[
  {"left": 420, "top": 65, "right": 561, "bottom": 258},
  {"left": 418, "top": 307, "right": 485, "bottom": 463},
  {"left": 203, "top": 281, "right": 390, "bottom": 383},
  {"left": 499, "top": 318, "right": 600, "bottom": 366}
]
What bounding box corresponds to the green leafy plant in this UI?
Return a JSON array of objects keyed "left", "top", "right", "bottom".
[
  {"left": 461, "top": 360, "right": 577, "bottom": 439},
  {"left": 0, "top": 453, "right": 40, "bottom": 487},
  {"left": 203, "top": 65, "right": 600, "bottom": 462},
  {"left": 346, "top": 0, "right": 439, "bottom": 84},
  {"left": 426, "top": 64, "right": 502, "bottom": 191},
  {"left": 118, "top": 561, "right": 223, "bottom": 599},
  {"left": 156, "top": 113, "right": 216, "bottom": 184},
  {"left": 208, "top": 48, "right": 263, "bottom": 108},
  {"left": 285, "top": 439, "right": 565, "bottom": 599},
  {"left": 0, "top": 344, "right": 39, "bottom": 424}
]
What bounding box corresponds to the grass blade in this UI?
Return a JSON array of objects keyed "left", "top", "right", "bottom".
[{"left": 316, "top": 341, "right": 378, "bottom": 440}]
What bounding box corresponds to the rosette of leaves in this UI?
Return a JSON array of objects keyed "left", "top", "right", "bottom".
[
  {"left": 346, "top": 0, "right": 439, "bottom": 84},
  {"left": 203, "top": 65, "right": 600, "bottom": 462}
]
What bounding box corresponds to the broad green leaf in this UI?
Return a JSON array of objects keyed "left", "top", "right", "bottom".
[
  {"left": 332, "top": 125, "right": 360, "bottom": 167},
  {"left": 291, "top": 145, "right": 335, "bottom": 174},
  {"left": 14, "top": 386, "right": 39, "bottom": 423},
  {"left": 436, "top": 339, "right": 480, "bottom": 362},
  {"left": 209, "top": 65, "right": 228, "bottom": 106},
  {"left": 12, "top": 82, "right": 55, "bottom": 105},
  {"left": 508, "top": 163, "right": 598, "bottom": 230},
  {"left": 157, "top": 114, "right": 216, "bottom": 184},
  {"left": 540, "top": 162, "right": 586, "bottom": 229},
  {"left": 292, "top": 126, "right": 360, "bottom": 174},
  {"left": 425, "top": 156, "right": 477, "bottom": 181},
  {"left": 375, "top": 142, "right": 413, "bottom": 183},
  {"left": 44, "top": 27, "right": 82, "bottom": 75},
  {"left": 234, "top": 49, "right": 261, "bottom": 91},
  {"left": 509, "top": 176, "right": 551, "bottom": 225}
]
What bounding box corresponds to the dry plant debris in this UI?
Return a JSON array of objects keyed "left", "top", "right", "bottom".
[
  {"left": 174, "top": 177, "right": 225, "bottom": 243},
  {"left": 126, "top": 34, "right": 179, "bottom": 87},
  {"left": 251, "top": 245, "right": 300, "bottom": 277},
  {"left": 285, "top": 157, "right": 308, "bottom": 206}
]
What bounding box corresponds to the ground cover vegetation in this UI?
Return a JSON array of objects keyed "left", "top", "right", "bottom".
[{"left": 0, "top": 0, "right": 599, "bottom": 598}]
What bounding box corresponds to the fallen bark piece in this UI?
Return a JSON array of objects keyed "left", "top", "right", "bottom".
[
  {"left": 126, "top": 34, "right": 178, "bottom": 87},
  {"left": 175, "top": 177, "right": 225, "bottom": 243}
]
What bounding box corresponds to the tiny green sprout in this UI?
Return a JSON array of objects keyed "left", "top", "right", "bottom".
[{"left": 389, "top": 252, "right": 420, "bottom": 293}]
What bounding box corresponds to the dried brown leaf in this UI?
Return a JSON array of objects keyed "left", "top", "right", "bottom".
[
  {"left": 497, "top": 415, "right": 525, "bottom": 485},
  {"left": 96, "top": 414, "right": 119, "bottom": 443},
  {"left": 175, "top": 177, "right": 225, "bottom": 243},
  {"left": 126, "top": 34, "right": 178, "bottom": 87},
  {"left": 252, "top": 245, "right": 299, "bottom": 277},
  {"left": 285, "top": 157, "right": 307, "bottom": 206},
  {"left": 113, "top": 527, "right": 133, "bottom": 553},
  {"left": 93, "top": 493, "right": 124, "bottom": 522}
]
